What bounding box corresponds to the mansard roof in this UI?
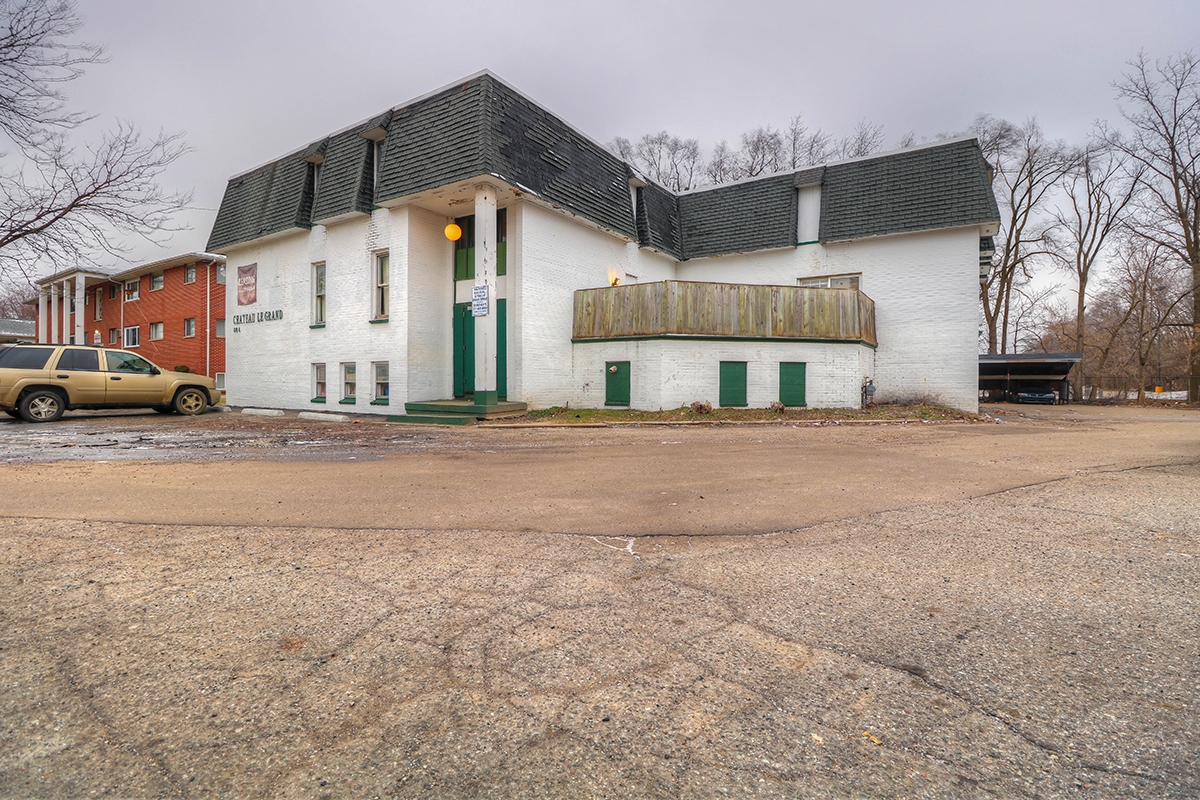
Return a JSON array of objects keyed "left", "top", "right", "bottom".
[{"left": 207, "top": 72, "right": 1000, "bottom": 259}]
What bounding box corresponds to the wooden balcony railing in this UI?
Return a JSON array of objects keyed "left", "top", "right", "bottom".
[{"left": 572, "top": 280, "right": 876, "bottom": 346}]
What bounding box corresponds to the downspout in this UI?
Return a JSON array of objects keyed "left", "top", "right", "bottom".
[{"left": 205, "top": 262, "right": 211, "bottom": 377}]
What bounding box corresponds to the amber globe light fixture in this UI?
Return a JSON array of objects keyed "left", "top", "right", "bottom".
[{"left": 444, "top": 223, "right": 462, "bottom": 241}]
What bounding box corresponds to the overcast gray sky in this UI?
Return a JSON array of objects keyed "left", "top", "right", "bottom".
[{"left": 66, "top": 0, "right": 1200, "bottom": 267}]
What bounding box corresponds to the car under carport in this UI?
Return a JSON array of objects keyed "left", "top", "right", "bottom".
[{"left": 979, "top": 352, "right": 1082, "bottom": 403}]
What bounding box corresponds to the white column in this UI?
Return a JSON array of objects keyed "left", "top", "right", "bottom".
[
  {"left": 74, "top": 278, "right": 86, "bottom": 344},
  {"left": 60, "top": 279, "right": 70, "bottom": 343},
  {"left": 473, "top": 183, "right": 498, "bottom": 404},
  {"left": 50, "top": 284, "right": 59, "bottom": 343},
  {"left": 37, "top": 289, "right": 48, "bottom": 342}
]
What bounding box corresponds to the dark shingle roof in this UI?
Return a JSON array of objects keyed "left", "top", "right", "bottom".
[
  {"left": 481, "top": 78, "right": 636, "bottom": 241},
  {"left": 678, "top": 173, "right": 798, "bottom": 259},
  {"left": 208, "top": 73, "right": 999, "bottom": 257},
  {"left": 374, "top": 79, "right": 491, "bottom": 201},
  {"left": 819, "top": 138, "right": 999, "bottom": 242},
  {"left": 310, "top": 128, "right": 373, "bottom": 223},
  {"left": 636, "top": 182, "right": 681, "bottom": 258}
]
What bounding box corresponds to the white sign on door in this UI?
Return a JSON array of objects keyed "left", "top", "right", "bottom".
[{"left": 471, "top": 285, "right": 489, "bottom": 317}]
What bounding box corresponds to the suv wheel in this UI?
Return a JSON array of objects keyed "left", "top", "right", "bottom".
[
  {"left": 172, "top": 388, "right": 208, "bottom": 416},
  {"left": 20, "top": 390, "right": 65, "bottom": 423}
]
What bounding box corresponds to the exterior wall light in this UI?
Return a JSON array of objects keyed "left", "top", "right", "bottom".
[
  {"left": 610, "top": 276, "right": 621, "bottom": 286},
  {"left": 444, "top": 223, "right": 462, "bottom": 241}
]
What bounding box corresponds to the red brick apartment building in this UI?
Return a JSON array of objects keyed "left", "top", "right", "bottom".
[{"left": 34, "top": 253, "right": 227, "bottom": 387}]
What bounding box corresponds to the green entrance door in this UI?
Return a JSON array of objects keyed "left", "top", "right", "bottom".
[
  {"left": 453, "top": 299, "right": 506, "bottom": 399},
  {"left": 779, "top": 362, "right": 806, "bottom": 407},
  {"left": 605, "top": 361, "right": 630, "bottom": 406}
]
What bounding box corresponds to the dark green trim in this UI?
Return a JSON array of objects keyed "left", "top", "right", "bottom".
[
  {"left": 370, "top": 398, "right": 389, "bottom": 406},
  {"left": 311, "top": 396, "right": 326, "bottom": 404},
  {"left": 309, "top": 323, "right": 326, "bottom": 329},
  {"left": 796, "top": 240, "right": 819, "bottom": 246},
  {"left": 574, "top": 334, "right": 877, "bottom": 349},
  {"left": 369, "top": 318, "right": 389, "bottom": 324},
  {"left": 339, "top": 397, "right": 356, "bottom": 405},
  {"left": 472, "top": 390, "right": 500, "bottom": 407}
]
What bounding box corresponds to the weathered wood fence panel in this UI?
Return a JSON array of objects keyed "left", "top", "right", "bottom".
[{"left": 573, "top": 281, "right": 877, "bottom": 345}]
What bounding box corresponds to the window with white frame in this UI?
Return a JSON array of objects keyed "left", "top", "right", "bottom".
[
  {"left": 373, "top": 252, "right": 389, "bottom": 319},
  {"left": 373, "top": 362, "right": 389, "bottom": 403},
  {"left": 108, "top": 284, "right": 118, "bottom": 300},
  {"left": 341, "top": 363, "right": 356, "bottom": 403},
  {"left": 215, "top": 372, "right": 226, "bottom": 390},
  {"left": 149, "top": 322, "right": 164, "bottom": 340},
  {"left": 215, "top": 319, "right": 225, "bottom": 338},
  {"left": 798, "top": 273, "right": 861, "bottom": 290},
  {"left": 123, "top": 325, "right": 140, "bottom": 347},
  {"left": 313, "top": 263, "right": 326, "bottom": 325},
  {"left": 312, "top": 364, "right": 326, "bottom": 401},
  {"left": 184, "top": 264, "right": 196, "bottom": 284},
  {"left": 108, "top": 327, "right": 119, "bottom": 344},
  {"left": 150, "top": 272, "right": 164, "bottom": 291},
  {"left": 215, "top": 265, "right": 226, "bottom": 284},
  {"left": 94, "top": 288, "right": 103, "bottom": 320},
  {"left": 124, "top": 279, "right": 140, "bottom": 301},
  {"left": 184, "top": 318, "right": 196, "bottom": 337}
]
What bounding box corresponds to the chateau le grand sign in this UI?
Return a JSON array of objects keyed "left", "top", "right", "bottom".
[{"left": 231, "top": 309, "right": 284, "bottom": 326}]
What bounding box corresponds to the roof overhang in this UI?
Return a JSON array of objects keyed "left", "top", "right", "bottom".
[{"left": 979, "top": 353, "right": 1082, "bottom": 384}]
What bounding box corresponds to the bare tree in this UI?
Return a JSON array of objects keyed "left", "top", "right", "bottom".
[
  {"left": 1107, "top": 52, "right": 1200, "bottom": 400},
  {"left": 975, "top": 114, "right": 1077, "bottom": 353},
  {"left": 832, "top": 119, "right": 886, "bottom": 160},
  {"left": 0, "top": 0, "right": 190, "bottom": 287},
  {"left": 739, "top": 125, "right": 785, "bottom": 178},
  {"left": 0, "top": 280, "right": 35, "bottom": 317},
  {"left": 783, "top": 114, "right": 838, "bottom": 168},
  {"left": 1117, "top": 240, "right": 1193, "bottom": 399},
  {"left": 609, "top": 131, "right": 703, "bottom": 191},
  {"left": 1009, "top": 277, "right": 1062, "bottom": 353},
  {"left": 705, "top": 140, "right": 740, "bottom": 185},
  {"left": 1051, "top": 140, "right": 1141, "bottom": 398}
]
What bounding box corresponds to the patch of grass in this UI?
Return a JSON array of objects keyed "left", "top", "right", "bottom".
[{"left": 524, "top": 403, "right": 980, "bottom": 424}]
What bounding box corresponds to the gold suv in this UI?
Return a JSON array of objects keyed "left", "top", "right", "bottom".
[{"left": 0, "top": 343, "right": 222, "bottom": 423}]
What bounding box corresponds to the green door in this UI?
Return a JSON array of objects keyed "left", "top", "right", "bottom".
[
  {"left": 719, "top": 361, "right": 748, "bottom": 407},
  {"left": 605, "top": 361, "right": 630, "bottom": 406},
  {"left": 453, "top": 303, "right": 474, "bottom": 397},
  {"left": 496, "top": 299, "right": 506, "bottom": 399},
  {"left": 452, "top": 300, "right": 506, "bottom": 399},
  {"left": 779, "top": 362, "right": 806, "bottom": 407}
]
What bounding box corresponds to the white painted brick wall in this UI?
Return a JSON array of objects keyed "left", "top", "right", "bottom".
[
  {"left": 571, "top": 339, "right": 871, "bottom": 410},
  {"left": 405, "top": 206, "right": 455, "bottom": 402},
  {"left": 226, "top": 195, "right": 980, "bottom": 415},
  {"left": 226, "top": 208, "right": 411, "bottom": 415},
  {"left": 515, "top": 202, "right": 676, "bottom": 408},
  {"left": 677, "top": 227, "right": 980, "bottom": 412}
]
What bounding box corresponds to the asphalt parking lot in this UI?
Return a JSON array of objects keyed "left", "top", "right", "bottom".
[{"left": 0, "top": 404, "right": 1197, "bottom": 798}]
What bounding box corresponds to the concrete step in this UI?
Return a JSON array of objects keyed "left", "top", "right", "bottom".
[
  {"left": 404, "top": 399, "right": 528, "bottom": 420},
  {"left": 386, "top": 413, "right": 477, "bottom": 426}
]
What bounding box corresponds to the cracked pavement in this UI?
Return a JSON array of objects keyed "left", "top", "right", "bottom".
[{"left": 0, "top": 405, "right": 1197, "bottom": 798}]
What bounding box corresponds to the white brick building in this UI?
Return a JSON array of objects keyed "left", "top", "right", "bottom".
[{"left": 208, "top": 72, "right": 999, "bottom": 418}]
